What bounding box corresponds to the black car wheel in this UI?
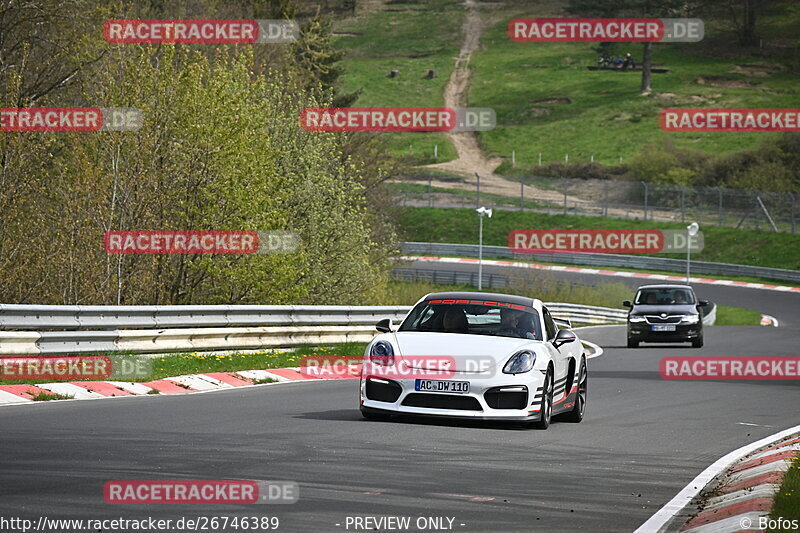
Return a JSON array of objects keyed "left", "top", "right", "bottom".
[{"left": 627, "top": 336, "right": 639, "bottom": 348}]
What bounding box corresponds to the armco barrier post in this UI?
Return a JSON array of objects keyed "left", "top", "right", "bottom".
[{"left": 642, "top": 181, "right": 648, "bottom": 221}]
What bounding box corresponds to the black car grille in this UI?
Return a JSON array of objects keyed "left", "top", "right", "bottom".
[
  {"left": 484, "top": 386, "right": 528, "bottom": 410},
  {"left": 645, "top": 315, "right": 682, "bottom": 324},
  {"left": 365, "top": 379, "right": 402, "bottom": 403},
  {"left": 402, "top": 394, "right": 483, "bottom": 411}
]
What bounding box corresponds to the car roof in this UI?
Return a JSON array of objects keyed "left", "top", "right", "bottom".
[
  {"left": 636, "top": 284, "right": 694, "bottom": 290},
  {"left": 421, "top": 291, "right": 542, "bottom": 309}
]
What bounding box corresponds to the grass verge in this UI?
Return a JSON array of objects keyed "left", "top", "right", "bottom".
[
  {"left": 768, "top": 454, "right": 800, "bottom": 533},
  {"left": 714, "top": 305, "right": 763, "bottom": 326},
  {"left": 397, "top": 207, "right": 800, "bottom": 272},
  {"left": 31, "top": 392, "right": 73, "bottom": 401}
]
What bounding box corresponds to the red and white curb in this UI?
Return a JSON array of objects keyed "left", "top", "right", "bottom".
[
  {"left": 0, "top": 368, "right": 321, "bottom": 407},
  {"left": 760, "top": 314, "right": 779, "bottom": 327},
  {"left": 635, "top": 426, "right": 800, "bottom": 533},
  {"left": 404, "top": 256, "right": 800, "bottom": 294},
  {"left": 0, "top": 338, "right": 603, "bottom": 407}
]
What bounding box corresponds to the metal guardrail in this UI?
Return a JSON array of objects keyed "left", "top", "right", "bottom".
[
  {"left": 0, "top": 305, "right": 409, "bottom": 330},
  {"left": 0, "top": 302, "right": 632, "bottom": 355},
  {"left": 392, "top": 268, "right": 716, "bottom": 326},
  {"left": 401, "top": 242, "right": 800, "bottom": 284}
]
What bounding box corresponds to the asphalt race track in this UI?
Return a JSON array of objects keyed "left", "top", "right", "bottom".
[{"left": 2, "top": 265, "right": 799, "bottom": 533}]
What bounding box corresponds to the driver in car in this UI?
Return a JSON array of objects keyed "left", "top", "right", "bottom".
[{"left": 497, "top": 308, "right": 537, "bottom": 339}]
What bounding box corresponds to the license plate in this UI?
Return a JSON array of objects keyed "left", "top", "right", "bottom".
[
  {"left": 652, "top": 324, "right": 676, "bottom": 332},
  {"left": 415, "top": 379, "right": 470, "bottom": 394}
]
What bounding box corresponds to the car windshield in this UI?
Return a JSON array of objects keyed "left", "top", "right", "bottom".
[
  {"left": 635, "top": 288, "right": 696, "bottom": 305},
  {"left": 399, "top": 300, "right": 543, "bottom": 340}
]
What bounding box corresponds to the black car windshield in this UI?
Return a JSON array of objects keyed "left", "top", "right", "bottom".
[
  {"left": 399, "top": 300, "right": 543, "bottom": 340},
  {"left": 635, "top": 288, "right": 696, "bottom": 305}
]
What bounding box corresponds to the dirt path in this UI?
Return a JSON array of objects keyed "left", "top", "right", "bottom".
[
  {"left": 424, "top": 0, "right": 504, "bottom": 180},
  {"left": 409, "top": 0, "right": 575, "bottom": 206},
  {"left": 396, "top": 0, "right": 679, "bottom": 222}
]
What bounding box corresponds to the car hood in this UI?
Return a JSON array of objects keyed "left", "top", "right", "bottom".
[
  {"left": 392, "top": 332, "right": 534, "bottom": 372},
  {"left": 631, "top": 304, "right": 698, "bottom": 315}
]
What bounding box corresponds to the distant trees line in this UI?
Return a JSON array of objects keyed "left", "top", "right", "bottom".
[{"left": 0, "top": 0, "right": 399, "bottom": 305}]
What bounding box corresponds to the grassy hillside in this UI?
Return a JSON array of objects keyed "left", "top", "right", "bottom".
[
  {"left": 471, "top": 7, "right": 800, "bottom": 168},
  {"left": 333, "top": 0, "right": 464, "bottom": 162},
  {"left": 332, "top": 0, "right": 800, "bottom": 167}
]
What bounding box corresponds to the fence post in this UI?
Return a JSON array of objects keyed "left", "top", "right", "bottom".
[
  {"left": 512, "top": 150, "right": 516, "bottom": 167},
  {"left": 475, "top": 172, "right": 480, "bottom": 208},
  {"left": 680, "top": 186, "right": 686, "bottom": 223},
  {"left": 538, "top": 152, "right": 542, "bottom": 166},
  {"left": 753, "top": 192, "right": 760, "bottom": 231},
  {"left": 428, "top": 173, "right": 433, "bottom": 208},
  {"left": 642, "top": 181, "right": 648, "bottom": 221},
  {"left": 603, "top": 181, "right": 609, "bottom": 217}
]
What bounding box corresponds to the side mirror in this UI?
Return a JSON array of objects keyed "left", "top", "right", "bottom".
[
  {"left": 553, "top": 328, "right": 577, "bottom": 348},
  {"left": 375, "top": 318, "right": 393, "bottom": 333},
  {"left": 622, "top": 300, "right": 632, "bottom": 308},
  {"left": 698, "top": 300, "right": 709, "bottom": 306}
]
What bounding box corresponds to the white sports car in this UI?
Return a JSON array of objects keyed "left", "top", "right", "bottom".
[{"left": 359, "top": 291, "right": 588, "bottom": 429}]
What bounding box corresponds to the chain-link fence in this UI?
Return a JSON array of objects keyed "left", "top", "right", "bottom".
[{"left": 397, "top": 174, "right": 798, "bottom": 233}]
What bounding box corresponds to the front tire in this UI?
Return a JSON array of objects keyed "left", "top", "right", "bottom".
[
  {"left": 559, "top": 358, "right": 587, "bottom": 423},
  {"left": 531, "top": 368, "right": 553, "bottom": 430},
  {"left": 692, "top": 336, "right": 704, "bottom": 348},
  {"left": 627, "top": 336, "right": 639, "bottom": 348}
]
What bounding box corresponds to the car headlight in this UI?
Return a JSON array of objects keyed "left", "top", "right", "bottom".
[
  {"left": 369, "top": 341, "right": 395, "bottom": 366},
  {"left": 629, "top": 315, "right": 646, "bottom": 323},
  {"left": 681, "top": 315, "right": 700, "bottom": 324},
  {"left": 503, "top": 350, "right": 535, "bottom": 374}
]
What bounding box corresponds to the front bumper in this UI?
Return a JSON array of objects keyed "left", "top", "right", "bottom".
[
  {"left": 628, "top": 322, "right": 702, "bottom": 342},
  {"left": 359, "top": 371, "right": 551, "bottom": 421}
]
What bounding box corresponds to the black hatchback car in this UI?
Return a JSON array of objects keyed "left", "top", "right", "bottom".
[{"left": 623, "top": 284, "right": 708, "bottom": 348}]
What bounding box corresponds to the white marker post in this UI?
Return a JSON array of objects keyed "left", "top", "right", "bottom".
[{"left": 476, "top": 206, "right": 493, "bottom": 290}]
